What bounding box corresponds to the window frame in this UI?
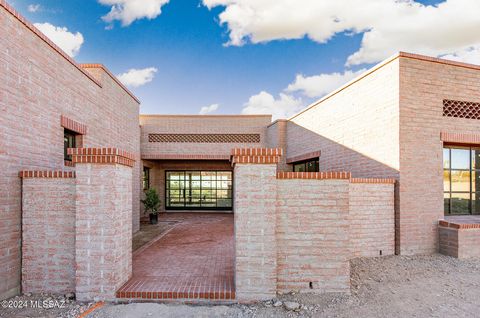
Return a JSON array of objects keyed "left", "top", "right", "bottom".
[
  {"left": 64, "top": 129, "right": 77, "bottom": 162},
  {"left": 444, "top": 145, "right": 480, "bottom": 215},
  {"left": 293, "top": 158, "right": 320, "bottom": 172},
  {"left": 143, "top": 166, "right": 151, "bottom": 191}
]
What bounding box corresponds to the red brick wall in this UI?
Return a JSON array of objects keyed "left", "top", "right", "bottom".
[
  {"left": 0, "top": 3, "right": 140, "bottom": 299},
  {"left": 140, "top": 115, "right": 271, "bottom": 159},
  {"left": 349, "top": 182, "right": 395, "bottom": 258},
  {"left": 399, "top": 56, "right": 480, "bottom": 254},
  {"left": 21, "top": 176, "right": 76, "bottom": 294},
  {"left": 276, "top": 178, "right": 351, "bottom": 293}
]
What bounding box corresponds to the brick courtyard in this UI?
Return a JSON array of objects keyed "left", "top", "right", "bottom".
[{"left": 117, "top": 213, "right": 235, "bottom": 300}]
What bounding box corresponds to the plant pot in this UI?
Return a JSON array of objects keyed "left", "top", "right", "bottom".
[{"left": 149, "top": 213, "right": 158, "bottom": 225}]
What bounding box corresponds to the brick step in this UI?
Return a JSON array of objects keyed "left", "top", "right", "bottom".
[{"left": 116, "top": 290, "right": 235, "bottom": 301}]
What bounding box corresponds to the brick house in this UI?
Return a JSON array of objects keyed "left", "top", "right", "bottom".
[{"left": 1, "top": 0, "right": 479, "bottom": 302}]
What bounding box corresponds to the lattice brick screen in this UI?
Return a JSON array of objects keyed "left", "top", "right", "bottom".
[
  {"left": 443, "top": 99, "right": 480, "bottom": 120},
  {"left": 148, "top": 134, "right": 260, "bottom": 143}
]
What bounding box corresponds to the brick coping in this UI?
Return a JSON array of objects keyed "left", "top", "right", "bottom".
[
  {"left": 19, "top": 171, "right": 75, "bottom": 178},
  {"left": 289, "top": 51, "right": 480, "bottom": 122},
  {"left": 439, "top": 220, "right": 480, "bottom": 229},
  {"left": 67, "top": 147, "right": 136, "bottom": 167},
  {"left": 80, "top": 64, "right": 140, "bottom": 104}
]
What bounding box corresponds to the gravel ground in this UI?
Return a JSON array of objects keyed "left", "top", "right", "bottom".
[{"left": 2, "top": 254, "right": 480, "bottom": 318}]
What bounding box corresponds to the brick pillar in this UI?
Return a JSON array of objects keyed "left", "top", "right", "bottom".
[
  {"left": 231, "top": 148, "right": 282, "bottom": 301},
  {"left": 70, "top": 148, "right": 134, "bottom": 301}
]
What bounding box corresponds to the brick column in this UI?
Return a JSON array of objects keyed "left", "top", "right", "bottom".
[
  {"left": 231, "top": 148, "right": 282, "bottom": 301},
  {"left": 69, "top": 148, "right": 134, "bottom": 301}
]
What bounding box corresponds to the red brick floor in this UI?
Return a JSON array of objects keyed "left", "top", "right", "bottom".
[{"left": 116, "top": 213, "right": 235, "bottom": 301}]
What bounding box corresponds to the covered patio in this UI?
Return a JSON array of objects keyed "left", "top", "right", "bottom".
[{"left": 117, "top": 213, "right": 235, "bottom": 300}]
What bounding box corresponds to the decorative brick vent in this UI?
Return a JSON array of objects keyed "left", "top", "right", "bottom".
[
  {"left": 443, "top": 99, "right": 480, "bottom": 120},
  {"left": 148, "top": 134, "right": 261, "bottom": 143}
]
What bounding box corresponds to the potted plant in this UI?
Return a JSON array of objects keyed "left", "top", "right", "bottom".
[{"left": 141, "top": 188, "right": 161, "bottom": 224}]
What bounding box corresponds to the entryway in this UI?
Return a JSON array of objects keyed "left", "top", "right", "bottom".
[{"left": 117, "top": 213, "right": 235, "bottom": 300}]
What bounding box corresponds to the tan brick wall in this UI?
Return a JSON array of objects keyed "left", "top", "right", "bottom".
[
  {"left": 266, "top": 120, "right": 288, "bottom": 171},
  {"left": 276, "top": 179, "right": 351, "bottom": 293},
  {"left": 349, "top": 182, "right": 395, "bottom": 258},
  {"left": 21, "top": 177, "right": 76, "bottom": 294},
  {"left": 0, "top": 4, "right": 140, "bottom": 299},
  {"left": 286, "top": 59, "right": 400, "bottom": 179},
  {"left": 75, "top": 163, "right": 132, "bottom": 301},
  {"left": 234, "top": 163, "right": 278, "bottom": 301},
  {"left": 399, "top": 56, "right": 480, "bottom": 254},
  {"left": 140, "top": 115, "right": 271, "bottom": 159}
]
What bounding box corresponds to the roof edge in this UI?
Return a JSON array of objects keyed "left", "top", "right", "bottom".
[
  {"left": 0, "top": 0, "right": 102, "bottom": 88},
  {"left": 80, "top": 64, "right": 140, "bottom": 104},
  {"left": 288, "top": 51, "right": 480, "bottom": 121},
  {"left": 139, "top": 114, "right": 272, "bottom": 118}
]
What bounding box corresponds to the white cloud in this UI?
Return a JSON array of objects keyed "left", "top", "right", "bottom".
[
  {"left": 203, "top": 0, "right": 480, "bottom": 66},
  {"left": 117, "top": 67, "right": 158, "bottom": 88},
  {"left": 99, "top": 0, "right": 169, "bottom": 27},
  {"left": 27, "top": 4, "right": 41, "bottom": 12},
  {"left": 34, "top": 22, "right": 84, "bottom": 57},
  {"left": 286, "top": 69, "right": 366, "bottom": 98},
  {"left": 199, "top": 103, "right": 219, "bottom": 115},
  {"left": 242, "top": 91, "right": 303, "bottom": 120},
  {"left": 440, "top": 45, "right": 480, "bottom": 66}
]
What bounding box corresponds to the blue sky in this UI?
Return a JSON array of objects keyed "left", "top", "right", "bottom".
[{"left": 9, "top": 0, "right": 480, "bottom": 119}]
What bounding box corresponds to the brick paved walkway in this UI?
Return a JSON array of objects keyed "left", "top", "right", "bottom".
[{"left": 117, "top": 213, "right": 235, "bottom": 300}]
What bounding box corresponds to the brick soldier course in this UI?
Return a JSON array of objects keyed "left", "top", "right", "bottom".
[{"left": 1, "top": 0, "right": 480, "bottom": 302}]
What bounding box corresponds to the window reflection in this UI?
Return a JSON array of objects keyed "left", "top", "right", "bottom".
[{"left": 444, "top": 146, "right": 480, "bottom": 215}]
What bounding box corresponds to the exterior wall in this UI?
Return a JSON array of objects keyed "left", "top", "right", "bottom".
[
  {"left": 233, "top": 151, "right": 395, "bottom": 300},
  {"left": 140, "top": 115, "right": 271, "bottom": 160},
  {"left": 143, "top": 159, "right": 232, "bottom": 213},
  {"left": 439, "top": 224, "right": 480, "bottom": 259},
  {"left": 398, "top": 55, "right": 480, "bottom": 254},
  {"left": 21, "top": 176, "right": 76, "bottom": 294},
  {"left": 349, "top": 182, "right": 395, "bottom": 258},
  {"left": 266, "top": 120, "right": 288, "bottom": 171},
  {"left": 285, "top": 59, "right": 400, "bottom": 179},
  {"left": 276, "top": 179, "right": 350, "bottom": 293},
  {"left": 0, "top": 3, "right": 140, "bottom": 299},
  {"left": 75, "top": 163, "right": 133, "bottom": 301},
  {"left": 234, "top": 163, "right": 278, "bottom": 301}
]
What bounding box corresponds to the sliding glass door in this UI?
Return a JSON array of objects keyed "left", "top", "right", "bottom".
[{"left": 166, "top": 171, "right": 233, "bottom": 210}]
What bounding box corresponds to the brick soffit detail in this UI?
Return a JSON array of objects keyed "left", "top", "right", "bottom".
[
  {"left": 61, "top": 115, "right": 87, "bottom": 135},
  {"left": 441, "top": 131, "right": 480, "bottom": 144}
]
